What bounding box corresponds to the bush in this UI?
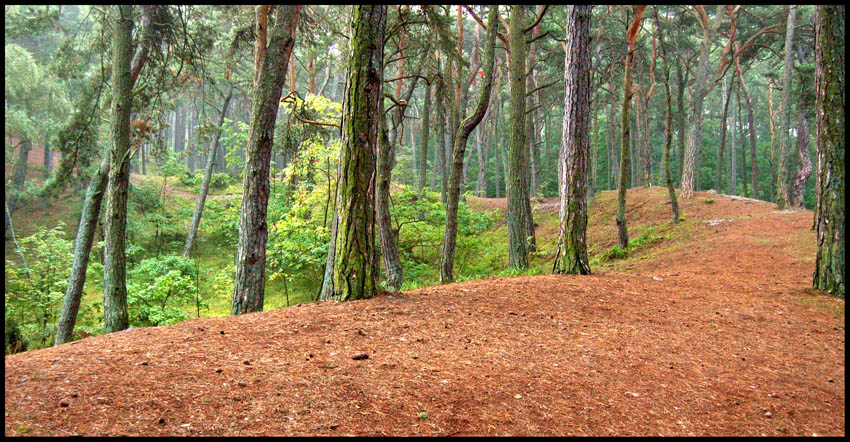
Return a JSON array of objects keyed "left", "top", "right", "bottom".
[
  {"left": 127, "top": 255, "right": 206, "bottom": 326},
  {"left": 4, "top": 223, "right": 73, "bottom": 350},
  {"left": 129, "top": 180, "right": 163, "bottom": 213},
  {"left": 179, "top": 170, "right": 202, "bottom": 188},
  {"left": 209, "top": 172, "right": 234, "bottom": 190}
]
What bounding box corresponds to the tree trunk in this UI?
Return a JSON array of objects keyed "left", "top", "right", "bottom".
[
  {"left": 768, "top": 81, "right": 778, "bottom": 202},
  {"left": 729, "top": 88, "right": 738, "bottom": 195},
  {"left": 553, "top": 4, "right": 592, "bottom": 275},
  {"left": 675, "top": 61, "right": 687, "bottom": 186},
  {"left": 376, "top": 106, "right": 403, "bottom": 290},
  {"left": 617, "top": 6, "right": 646, "bottom": 249},
  {"left": 418, "top": 81, "right": 431, "bottom": 196},
  {"left": 320, "top": 5, "right": 385, "bottom": 301},
  {"left": 183, "top": 86, "right": 233, "bottom": 258},
  {"left": 440, "top": 5, "right": 497, "bottom": 284},
  {"left": 232, "top": 5, "right": 300, "bottom": 314},
  {"left": 792, "top": 110, "right": 812, "bottom": 208},
  {"left": 655, "top": 6, "right": 680, "bottom": 223},
  {"left": 812, "top": 4, "right": 844, "bottom": 297},
  {"left": 54, "top": 156, "right": 109, "bottom": 345},
  {"left": 376, "top": 46, "right": 422, "bottom": 291},
  {"left": 716, "top": 77, "right": 732, "bottom": 192},
  {"left": 507, "top": 4, "right": 530, "bottom": 269},
  {"left": 102, "top": 5, "right": 134, "bottom": 334},
  {"left": 776, "top": 5, "right": 798, "bottom": 209},
  {"left": 476, "top": 111, "right": 488, "bottom": 197},
  {"left": 738, "top": 85, "right": 749, "bottom": 197},
  {"left": 734, "top": 43, "right": 759, "bottom": 199},
  {"left": 681, "top": 6, "right": 722, "bottom": 199},
  {"left": 9, "top": 139, "right": 33, "bottom": 216}
]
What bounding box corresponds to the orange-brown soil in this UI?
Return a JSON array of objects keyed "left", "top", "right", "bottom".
[{"left": 4, "top": 188, "right": 844, "bottom": 436}]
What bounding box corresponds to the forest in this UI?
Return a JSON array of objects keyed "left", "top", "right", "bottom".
[{"left": 4, "top": 5, "right": 845, "bottom": 437}]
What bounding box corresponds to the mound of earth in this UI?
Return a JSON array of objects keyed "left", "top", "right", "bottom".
[{"left": 5, "top": 189, "right": 844, "bottom": 436}]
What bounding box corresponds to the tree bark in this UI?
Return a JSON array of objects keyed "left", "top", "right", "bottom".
[
  {"left": 320, "top": 5, "right": 385, "bottom": 301},
  {"left": 183, "top": 86, "right": 233, "bottom": 258},
  {"left": 417, "top": 81, "right": 431, "bottom": 196},
  {"left": 232, "top": 5, "right": 300, "bottom": 314},
  {"left": 675, "top": 61, "right": 687, "bottom": 186},
  {"left": 9, "top": 139, "right": 32, "bottom": 215},
  {"left": 716, "top": 77, "right": 732, "bottom": 193},
  {"left": 729, "top": 87, "right": 738, "bottom": 195},
  {"left": 507, "top": 4, "right": 530, "bottom": 269},
  {"left": 812, "top": 4, "right": 844, "bottom": 297},
  {"left": 734, "top": 42, "right": 759, "bottom": 199},
  {"left": 681, "top": 6, "right": 723, "bottom": 199},
  {"left": 54, "top": 156, "right": 109, "bottom": 345},
  {"left": 553, "top": 4, "right": 592, "bottom": 275},
  {"left": 792, "top": 110, "right": 812, "bottom": 208},
  {"left": 376, "top": 104, "right": 403, "bottom": 290},
  {"left": 776, "top": 5, "right": 798, "bottom": 209},
  {"left": 376, "top": 43, "right": 422, "bottom": 291},
  {"left": 440, "top": 5, "right": 497, "bottom": 283},
  {"left": 102, "top": 5, "right": 134, "bottom": 334},
  {"left": 655, "top": 6, "right": 680, "bottom": 223},
  {"left": 617, "top": 6, "right": 646, "bottom": 249}
]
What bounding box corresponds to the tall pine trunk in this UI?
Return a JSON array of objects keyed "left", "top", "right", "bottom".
[
  {"left": 440, "top": 5, "right": 497, "bottom": 283},
  {"left": 776, "top": 5, "right": 798, "bottom": 209},
  {"left": 617, "top": 6, "right": 646, "bottom": 249},
  {"left": 232, "top": 6, "right": 300, "bottom": 314},
  {"left": 418, "top": 81, "right": 431, "bottom": 196},
  {"left": 320, "top": 5, "right": 386, "bottom": 301},
  {"left": 183, "top": 86, "right": 233, "bottom": 258},
  {"left": 54, "top": 157, "right": 109, "bottom": 345},
  {"left": 102, "top": 5, "right": 134, "bottom": 334},
  {"left": 716, "top": 77, "right": 732, "bottom": 192},
  {"left": 655, "top": 6, "right": 679, "bottom": 223},
  {"left": 553, "top": 4, "right": 592, "bottom": 275},
  {"left": 812, "top": 5, "right": 844, "bottom": 297},
  {"left": 506, "top": 4, "right": 530, "bottom": 269}
]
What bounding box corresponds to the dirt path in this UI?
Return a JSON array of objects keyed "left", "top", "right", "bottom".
[{"left": 4, "top": 189, "right": 844, "bottom": 436}]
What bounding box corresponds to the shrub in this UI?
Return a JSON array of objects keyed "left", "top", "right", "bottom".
[
  {"left": 127, "top": 255, "right": 206, "bottom": 326},
  {"left": 4, "top": 223, "right": 73, "bottom": 350}
]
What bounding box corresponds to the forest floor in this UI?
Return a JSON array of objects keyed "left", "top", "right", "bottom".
[{"left": 4, "top": 187, "right": 844, "bottom": 436}]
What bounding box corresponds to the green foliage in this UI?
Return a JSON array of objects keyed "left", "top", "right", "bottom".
[
  {"left": 5, "top": 43, "right": 70, "bottom": 142},
  {"left": 598, "top": 226, "right": 665, "bottom": 263},
  {"left": 127, "top": 255, "right": 206, "bottom": 326},
  {"left": 203, "top": 197, "right": 241, "bottom": 245},
  {"left": 220, "top": 118, "right": 250, "bottom": 171},
  {"left": 390, "top": 187, "right": 496, "bottom": 288},
  {"left": 129, "top": 180, "right": 163, "bottom": 213},
  {"left": 209, "top": 172, "right": 234, "bottom": 190},
  {"left": 4, "top": 224, "right": 73, "bottom": 350}
]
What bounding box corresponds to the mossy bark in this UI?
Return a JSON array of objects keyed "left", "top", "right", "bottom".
[
  {"left": 813, "top": 5, "right": 844, "bottom": 297},
  {"left": 440, "top": 5, "right": 498, "bottom": 283},
  {"left": 55, "top": 157, "right": 109, "bottom": 345},
  {"left": 232, "top": 6, "right": 300, "bottom": 314},
  {"left": 617, "top": 6, "right": 646, "bottom": 249},
  {"left": 102, "top": 5, "right": 134, "bottom": 334},
  {"left": 320, "top": 5, "right": 386, "bottom": 301},
  {"left": 553, "top": 5, "right": 592, "bottom": 275},
  {"left": 655, "top": 7, "right": 680, "bottom": 224}
]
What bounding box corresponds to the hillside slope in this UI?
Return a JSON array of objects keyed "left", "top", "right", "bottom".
[{"left": 5, "top": 188, "right": 844, "bottom": 436}]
